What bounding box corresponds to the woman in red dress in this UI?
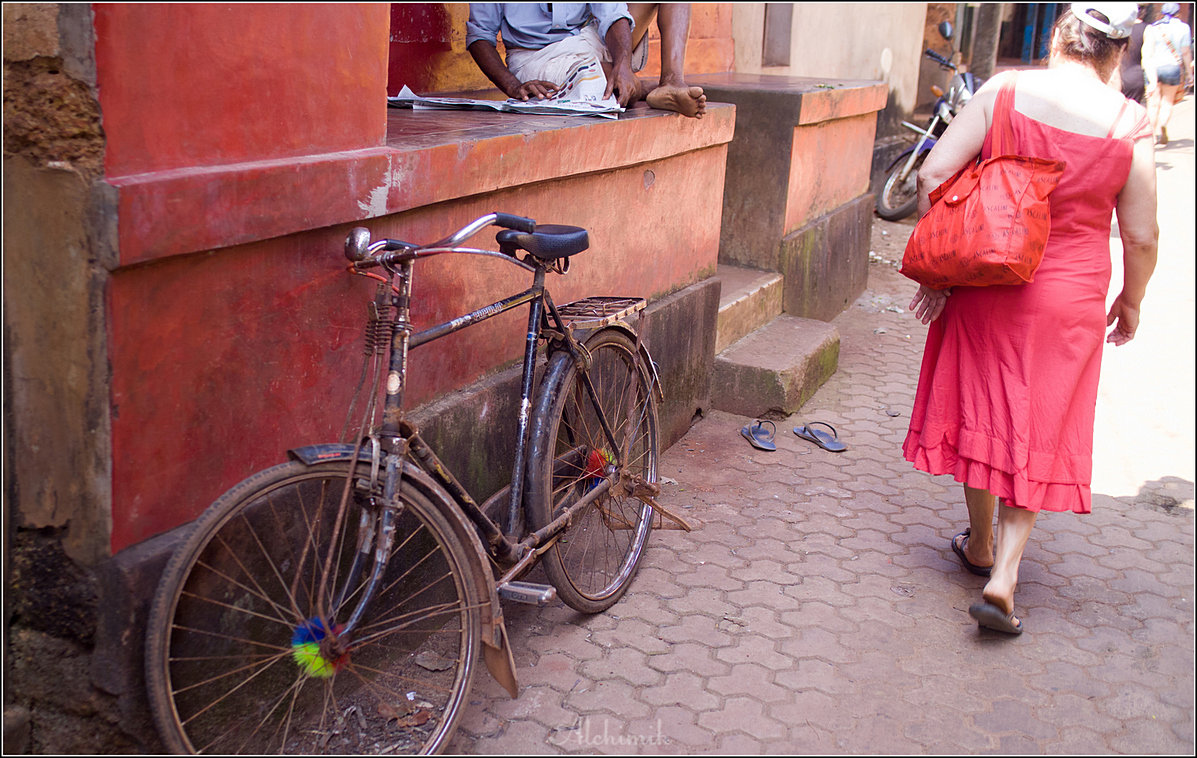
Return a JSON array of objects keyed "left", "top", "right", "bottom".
[{"left": 904, "top": 3, "right": 1159, "bottom": 634}]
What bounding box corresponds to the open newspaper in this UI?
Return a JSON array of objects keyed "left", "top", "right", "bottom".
[{"left": 388, "top": 85, "right": 623, "bottom": 119}]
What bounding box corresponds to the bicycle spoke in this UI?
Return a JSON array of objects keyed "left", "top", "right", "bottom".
[
  {"left": 178, "top": 588, "right": 294, "bottom": 632},
  {"left": 170, "top": 648, "right": 292, "bottom": 696},
  {"left": 211, "top": 528, "right": 300, "bottom": 625},
  {"left": 352, "top": 599, "right": 477, "bottom": 648},
  {"left": 179, "top": 647, "right": 293, "bottom": 731},
  {"left": 150, "top": 451, "right": 480, "bottom": 754}
]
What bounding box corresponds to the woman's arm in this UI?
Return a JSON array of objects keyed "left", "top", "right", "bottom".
[
  {"left": 915, "top": 71, "right": 1008, "bottom": 217},
  {"left": 1107, "top": 134, "right": 1159, "bottom": 346},
  {"left": 907, "top": 73, "right": 1009, "bottom": 322}
]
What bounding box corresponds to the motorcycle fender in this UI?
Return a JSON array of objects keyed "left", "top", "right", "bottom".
[
  {"left": 287, "top": 442, "right": 520, "bottom": 698},
  {"left": 885, "top": 141, "right": 936, "bottom": 172}
]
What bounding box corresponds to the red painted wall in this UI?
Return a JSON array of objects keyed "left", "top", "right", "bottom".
[
  {"left": 93, "top": 3, "right": 389, "bottom": 177},
  {"left": 387, "top": 3, "right": 453, "bottom": 95},
  {"left": 106, "top": 150, "right": 726, "bottom": 552}
]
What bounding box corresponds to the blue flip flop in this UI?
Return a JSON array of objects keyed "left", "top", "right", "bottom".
[
  {"left": 741, "top": 419, "right": 777, "bottom": 451},
  {"left": 793, "top": 422, "right": 846, "bottom": 453}
]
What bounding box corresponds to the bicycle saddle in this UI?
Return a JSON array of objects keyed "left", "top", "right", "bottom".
[{"left": 497, "top": 225, "right": 589, "bottom": 260}]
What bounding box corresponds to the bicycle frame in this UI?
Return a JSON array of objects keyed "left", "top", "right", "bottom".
[{"left": 333, "top": 215, "right": 640, "bottom": 637}]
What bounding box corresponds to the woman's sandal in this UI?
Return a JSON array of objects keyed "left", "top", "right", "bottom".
[
  {"left": 741, "top": 419, "right": 777, "bottom": 451},
  {"left": 951, "top": 529, "right": 993, "bottom": 577},
  {"left": 793, "top": 421, "right": 846, "bottom": 452},
  {"left": 968, "top": 601, "right": 1023, "bottom": 635}
]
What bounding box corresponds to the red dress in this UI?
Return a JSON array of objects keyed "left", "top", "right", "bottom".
[{"left": 903, "top": 78, "right": 1150, "bottom": 514}]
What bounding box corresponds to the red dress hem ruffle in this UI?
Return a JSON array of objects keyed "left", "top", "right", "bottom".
[{"left": 903, "top": 430, "right": 1092, "bottom": 514}]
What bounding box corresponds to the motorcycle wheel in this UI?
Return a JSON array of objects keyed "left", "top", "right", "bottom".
[{"left": 876, "top": 153, "right": 925, "bottom": 221}]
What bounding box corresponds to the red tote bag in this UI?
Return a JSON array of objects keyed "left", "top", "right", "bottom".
[{"left": 901, "top": 76, "right": 1066, "bottom": 290}]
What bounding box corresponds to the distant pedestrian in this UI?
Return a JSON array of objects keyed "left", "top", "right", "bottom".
[
  {"left": 1143, "top": 2, "right": 1193, "bottom": 144},
  {"left": 1118, "top": 3, "right": 1149, "bottom": 103},
  {"left": 904, "top": 3, "right": 1159, "bottom": 635}
]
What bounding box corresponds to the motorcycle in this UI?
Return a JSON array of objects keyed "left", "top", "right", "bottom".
[{"left": 876, "top": 32, "right": 982, "bottom": 221}]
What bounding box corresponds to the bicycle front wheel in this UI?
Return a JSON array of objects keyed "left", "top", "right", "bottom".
[
  {"left": 526, "top": 329, "right": 659, "bottom": 613},
  {"left": 145, "top": 460, "right": 481, "bottom": 755}
]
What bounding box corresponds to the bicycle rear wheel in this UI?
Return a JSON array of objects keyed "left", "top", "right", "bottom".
[
  {"left": 526, "top": 329, "right": 659, "bottom": 613},
  {"left": 145, "top": 460, "right": 480, "bottom": 755}
]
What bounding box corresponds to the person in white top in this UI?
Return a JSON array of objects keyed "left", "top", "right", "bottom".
[{"left": 1142, "top": 2, "right": 1193, "bottom": 144}]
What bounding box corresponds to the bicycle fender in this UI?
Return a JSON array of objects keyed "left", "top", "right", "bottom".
[
  {"left": 286, "top": 442, "right": 520, "bottom": 698},
  {"left": 584, "top": 322, "right": 665, "bottom": 403},
  {"left": 885, "top": 142, "right": 935, "bottom": 172}
]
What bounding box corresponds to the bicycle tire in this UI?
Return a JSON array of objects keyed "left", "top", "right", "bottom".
[
  {"left": 145, "top": 460, "right": 481, "bottom": 755},
  {"left": 525, "top": 328, "right": 659, "bottom": 613}
]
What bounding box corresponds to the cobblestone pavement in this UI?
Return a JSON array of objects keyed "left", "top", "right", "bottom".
[{"left": 449, "top": 102, "right": 1195, "bottom": 755}]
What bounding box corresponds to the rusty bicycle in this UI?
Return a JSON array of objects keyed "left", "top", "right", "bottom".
[{"left": 144, "top": 212, "right": 688, "bottom": 754}]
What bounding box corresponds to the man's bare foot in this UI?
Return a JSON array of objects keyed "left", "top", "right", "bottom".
[{"left": 645, "top": 84, "right": 706, "bottom": 118}]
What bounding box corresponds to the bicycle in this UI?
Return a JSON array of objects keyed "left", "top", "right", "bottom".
[{"left": 144, "top": 212, "right": 691, "bottom": 754}]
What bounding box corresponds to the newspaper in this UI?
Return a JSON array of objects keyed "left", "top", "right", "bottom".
[{"left": 388, "top": 85, "right": 623, "bottom": 119}]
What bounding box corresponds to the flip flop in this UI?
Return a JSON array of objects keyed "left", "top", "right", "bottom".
[
  {"left": 793, "top": 422, "right": 846, "bottom": 453},
  {"left": 968, "top": 601, "right": 1023, "bottom": 635},
  {"left": 631, "top": 35, "right": 648, "bottom": 73},
  {"left": 741, "top": 420, "right": 777, "bottom": 451},
  {"left": 951, "top": 529, "right": 993, "bottom": 577}
]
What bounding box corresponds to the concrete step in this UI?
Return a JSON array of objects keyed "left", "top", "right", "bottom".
[
  {"left": 715, "top": 263, "right": 783, "bottom": 354},
  {"left": 711, "top": 314, "right": 840, "bottom": 418}
]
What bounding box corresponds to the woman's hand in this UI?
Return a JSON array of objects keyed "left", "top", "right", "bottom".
[
  {"left": 1106, "top": 294, "right": 1142, "bottom": 346},
  {"left": 909, "top": 285, "right": 951, "bottom": 324}
]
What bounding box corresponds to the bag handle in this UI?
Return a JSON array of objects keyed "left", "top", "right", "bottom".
[{"left": 991, "top": 73, "right": 1018, "bottom": 156}]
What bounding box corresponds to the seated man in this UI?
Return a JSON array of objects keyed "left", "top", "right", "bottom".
[{"left": 466, "top": 3, "right": 705, "bottom": 118}]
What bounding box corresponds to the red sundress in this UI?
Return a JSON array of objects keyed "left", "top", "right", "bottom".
[{"left": 903, "top": 78, "right": 1151, "bottom": 514}]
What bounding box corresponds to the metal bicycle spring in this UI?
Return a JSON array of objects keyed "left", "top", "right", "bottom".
[{"left": 340, "top": 281, "right": 397, "bottom": 443}]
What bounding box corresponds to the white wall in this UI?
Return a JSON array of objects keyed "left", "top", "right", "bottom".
[{"left": 732, "top": 3, "right": 928, "bottom": 113}]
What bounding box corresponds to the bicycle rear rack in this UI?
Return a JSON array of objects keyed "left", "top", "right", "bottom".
[{"left": 557, "top": 296, "right": 646, "bottom": 329}]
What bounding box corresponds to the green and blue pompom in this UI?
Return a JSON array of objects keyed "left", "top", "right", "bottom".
[{"left": 291, "top": 618, "right": 346, "bottom": 678}]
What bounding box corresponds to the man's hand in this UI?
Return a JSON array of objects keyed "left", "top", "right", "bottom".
[
  {"left": 469, "top": 40, "right": 559, "bottom": 102},
  {"left": 604, "top": 59, "right": 640, "bottom": 107},
  {"left": 510, "top": 80, "right": 559, "bottom": 101}
]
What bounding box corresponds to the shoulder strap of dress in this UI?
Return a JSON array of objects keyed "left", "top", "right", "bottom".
[
  {"left": 1125, "top": 111, "right": 1154, "bottom": 141},
  {"left": 1106, "top": 100, "right": 1130, "bottom": 139}
]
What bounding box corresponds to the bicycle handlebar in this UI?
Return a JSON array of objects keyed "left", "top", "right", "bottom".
[{"left": 345, "top": 212, "right": 538, "bottom": 264}]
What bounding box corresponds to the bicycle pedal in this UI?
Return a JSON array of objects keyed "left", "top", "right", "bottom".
[{"left": 498, "top": 581, "right": 558, "bottom": 606}]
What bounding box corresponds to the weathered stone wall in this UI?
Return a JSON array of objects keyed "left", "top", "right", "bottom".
[
  {"left": 3, "top": 4, "right": 137, "bottom": 752},
  {"left": 3, "top": 0, "right": 112, "bottom": 587}
]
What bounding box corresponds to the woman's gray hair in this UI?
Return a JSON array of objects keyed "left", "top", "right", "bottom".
[{"left": 1053, "top": 7, "right": 1130, "bottom": 77}]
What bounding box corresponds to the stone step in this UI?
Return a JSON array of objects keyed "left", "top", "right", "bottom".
[
  {"left": 715, "top": 264, "right": 784, "bottom": 354},
  {"left": 711, "top": 314, "right": 840, "bottom": 418}
]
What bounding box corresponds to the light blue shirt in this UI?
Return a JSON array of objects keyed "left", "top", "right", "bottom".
[{"left": 466, "top": 3, "right": 633, "bottom": 50}]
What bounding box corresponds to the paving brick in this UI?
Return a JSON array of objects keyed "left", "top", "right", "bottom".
[
  {"left": 638, "top": 671, "right": 721, "bottom": 712},
  {"left": 698, "top": 697, "right": 786, "bottom": 740},
  {"left": 624, "top": 707, "right": 713, "bottom": 750},
  {"left": 972, "top": 699, "right": 1057, "bottom": 739},
  {"left": 644, "top": 641, "right": 731, "bottom": 676},
  {"left": 1108, "top": 716, "right": 1193, "bottom": 754},
  {"left": 563, "top": 679, "right": 652, "bottom": 720},
  {"left": 579, "top": 646, "right": 661, "bottom": 688}
]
